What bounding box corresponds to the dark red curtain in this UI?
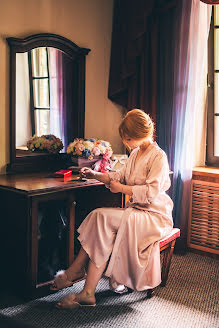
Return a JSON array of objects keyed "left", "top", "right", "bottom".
[{"left": 108, "top": 0, "right": 178, "bottom": 124}]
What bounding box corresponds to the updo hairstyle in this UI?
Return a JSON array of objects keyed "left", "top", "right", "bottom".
[{"left": 119, "top": 109, "right": 154, "bottom": 142}]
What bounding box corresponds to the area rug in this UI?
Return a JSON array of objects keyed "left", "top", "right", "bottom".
[{"left": 0, "top": 253, "right": 218, "bottom": 328}]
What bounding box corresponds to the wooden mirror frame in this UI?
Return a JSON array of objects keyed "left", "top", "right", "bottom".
[{"left": 6, "top": 33, "right": 90, "bottom": 173}]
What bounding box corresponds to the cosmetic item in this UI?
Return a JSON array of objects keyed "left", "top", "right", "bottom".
[{"left": 54, "top": 169, "right": 72, "bottom": 177}]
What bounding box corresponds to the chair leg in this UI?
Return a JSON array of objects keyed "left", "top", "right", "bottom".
[{"left": 161, "top": 239, "right": 176, "bottom": 287}]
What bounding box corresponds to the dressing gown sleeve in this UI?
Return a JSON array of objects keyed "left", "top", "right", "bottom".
[
  {"left": 132, "top": 152, "right": 171, "bottom": 204},
  {"left": 106, "top": 151, "right": 135, "bottom": 184},
  {"left": 107, "top": 164, "right": 126, "bottom": 184}
]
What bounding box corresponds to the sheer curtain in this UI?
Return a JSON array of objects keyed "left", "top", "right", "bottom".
[
  {"left": 49, "top": 48, "right": 73, "bottom": 151},
  {"left": 49, "top": 48, "right": 64, "bottom": 146},
  {"left": 157, "top": 0, "right": 212, "bottom": 251},
  {"left": 174, "top": 0, "right": 211, "bottom": 250}
]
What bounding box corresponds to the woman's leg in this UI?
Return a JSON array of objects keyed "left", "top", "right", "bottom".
[
  {"left": 82, "top": 259, "right": 107, "bottom": 296},
  {"left": 56, "top": 259, "right": 107, "bottom": 308},
  {"left": 55, "top": 208, "right": 124, "bottom": 301},
  {"left": 50, "top": 247, "right": 89, "bottom": 290},
  {"left": 65, "top": 247, "right": 89, "bottom": 280}
]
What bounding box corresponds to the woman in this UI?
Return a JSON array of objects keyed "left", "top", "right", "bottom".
[{"left": 51, "top": 109, "right": 173, "bottom": 309}]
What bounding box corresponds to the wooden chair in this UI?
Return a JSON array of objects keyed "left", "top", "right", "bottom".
[{"left": 146, "top": 227, "right": 180, "bottom": 298}]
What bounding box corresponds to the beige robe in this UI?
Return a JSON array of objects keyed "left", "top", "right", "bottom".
[{"left": 78, "top": 142, "right": 173, "bottom": 291}]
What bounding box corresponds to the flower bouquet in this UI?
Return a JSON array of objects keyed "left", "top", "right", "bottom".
[
  {"left": 27, "top": 134, "right": 63, "bottom": 154},
  {"left": 67, "top": 138, "right": 113, "bottom": 171}
]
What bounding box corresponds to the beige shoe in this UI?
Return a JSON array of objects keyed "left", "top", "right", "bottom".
[
  {"left": 56, "top": 293, "right": 96, "bottom": 309},
  {"left": 50, "top": 270, "right": 86, "bottom": 291}
]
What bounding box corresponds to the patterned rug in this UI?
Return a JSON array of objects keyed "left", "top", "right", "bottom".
[{"left": 0, "top": 252, "right": 218, "bottom": 328}]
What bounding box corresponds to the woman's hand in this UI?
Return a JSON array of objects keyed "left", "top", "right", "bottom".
[
  {"left": 80, "top": 168, "right": 110, "bottom": 184},
  {"left": 109, "top": 180, "right": 123, "bottom": 193},
  {"left": 80, "top": 167, "right": 96, "bottom": 179}
]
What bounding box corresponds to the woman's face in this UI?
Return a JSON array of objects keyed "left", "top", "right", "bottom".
[{"left": 123, "top": 134, "right": 143, "bottom": 150}]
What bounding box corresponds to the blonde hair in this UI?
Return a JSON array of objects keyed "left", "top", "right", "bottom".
[{"left": 119, "top": 109, "right": 154, "bottom": 143}]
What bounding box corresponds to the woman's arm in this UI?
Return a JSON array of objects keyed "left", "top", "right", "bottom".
[
  {"left": 80, "top": 167, "right": 132, "bottom": 194},
  {"left": 109, "top": 152, "right": 170, "bottom": 202},
  {"left": 80, "top": 167, "right": 110, "bottom": 185},
  {"left": 93, "top": 171, "right": 110, "bottom": 184},
  {"left": 109, "top": 180, "right": 133, "bottom": 196},
  {"left": 131, "top": 153, "right": 170, "bottom": 204}
]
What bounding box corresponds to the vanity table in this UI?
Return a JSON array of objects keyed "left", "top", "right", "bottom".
[
  {"left": 0, "top": 173, "right": 122, "bottom": 297},
  {"left": 2, "top": 33, "right": 123, "bottom": 297}
]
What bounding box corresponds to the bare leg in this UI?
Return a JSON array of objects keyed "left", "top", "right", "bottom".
[
  {"left": 65, "top": 247, "right": 89, "bottom": 281},
  {"left": 56, "top": 259, "right": 107, "bottom": 308},
  {"left": 50, "top": 247, "right": 89, "bottom": 291},
  {"left": 83, "top": 259, "right": 107, "bottom": 295}
]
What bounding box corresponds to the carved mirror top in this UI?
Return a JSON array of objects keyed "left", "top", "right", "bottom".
[{"left": 7, "top": 33, "right": 90, "bottom": 58}]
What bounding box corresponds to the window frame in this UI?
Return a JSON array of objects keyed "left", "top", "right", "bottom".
[
  {"left": 28, "top": 47, "right": 50, "bottom": 136},
  {"left": 206, "top": 6, "right": 219, "bottom": 167}
]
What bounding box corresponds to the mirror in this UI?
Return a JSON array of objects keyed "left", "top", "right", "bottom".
[
  {"left": 16, "top": 47, "right": 74, "bottom": 154},
  {"left": 7, "top": 33, "right": 90, "bottom": 173}
]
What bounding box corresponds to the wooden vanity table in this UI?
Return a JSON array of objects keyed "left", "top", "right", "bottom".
[
  {"left": 2, "top": 33, "right": 122, "bottom": 298},
  {"left": 0, "top": 173, "right": 122, "bottom": 297}
]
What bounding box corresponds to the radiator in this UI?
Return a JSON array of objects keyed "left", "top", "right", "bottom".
[{"left": 188, "top": 180, "right": 219, "bottom": 255}]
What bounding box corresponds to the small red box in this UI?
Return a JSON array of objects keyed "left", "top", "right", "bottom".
[{"left": 54, "top": 169, "right": 72, "bottom": 177}]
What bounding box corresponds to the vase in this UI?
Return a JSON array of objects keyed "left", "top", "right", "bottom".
[{"left": 70, "top": 156, "right": 101, "bottom": 168}]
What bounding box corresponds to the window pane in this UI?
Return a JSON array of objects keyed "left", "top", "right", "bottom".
[
  {"left": 33, "top": 79, "right": 50, "bottom": 108},
  {"left": 214, "top": 29, "right": 219, "bottom": 70},
  {"left": 215, "top": 6, "right": 219, "bottom": 26},
  {"left": 214, "top": 73, "right": 219, "bottom": 114},
  {"left": 32, "top": 47, "right": 48, "bottom": 77},
  {"left": 34, "top": 110, "right": 50, "bottom": 136},
  {"left": 214, "top": 116, "right": 219, "bottom": 156}
]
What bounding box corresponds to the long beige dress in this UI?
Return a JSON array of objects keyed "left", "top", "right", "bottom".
[{"left": 77, "top": 142, "right": 173, "bottom": 291}]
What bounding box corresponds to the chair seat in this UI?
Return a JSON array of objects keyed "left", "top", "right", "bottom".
[{"left": 159, "top": 228, "right": 180, "bottom": 248}]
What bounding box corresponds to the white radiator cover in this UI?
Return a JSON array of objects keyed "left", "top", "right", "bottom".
[{"left": 188, "top": 180, "right": 219, "bottom": 255}]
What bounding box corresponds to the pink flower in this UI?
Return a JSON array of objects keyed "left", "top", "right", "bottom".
[
  {"left": 103, "top": 149, "right": 113, "bottom": 160},
  {"left": 92, "top": 146, "right": 101, "bottom": 156}
]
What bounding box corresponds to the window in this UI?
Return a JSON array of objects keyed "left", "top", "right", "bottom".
[
  {"left": 207, "top": 6, "right": 219, "bottom": 166},
  {"left": 28, "top": 47, "right": 50, "bottom": 136}
]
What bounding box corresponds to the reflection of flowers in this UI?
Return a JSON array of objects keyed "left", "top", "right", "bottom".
[
  {"left": 67, "top": 138, "right": 113, "bottom": 160},
  {"left": 27, "top": 134, "right": 63, "bottom": 154}
]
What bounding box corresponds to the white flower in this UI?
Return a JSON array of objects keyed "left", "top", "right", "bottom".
[
  {"left": 92, "top": 146, "right": 101, "bottom": 156},
  {"left": 83, "top": 140, "right": 94, "bottom": 151}
]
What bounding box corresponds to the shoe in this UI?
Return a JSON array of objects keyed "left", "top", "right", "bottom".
[
  {"left": 50, "top": 270, "right": 86, "bottom": 291},
  {"left": 56, "top": 300, "right": 96, "bottom": 309},
  {"left": 55, "top": 293, "right": 96, "bottom": 309},
  {"left": 109, "top": 279, "right": 128, "bottom": 294}
]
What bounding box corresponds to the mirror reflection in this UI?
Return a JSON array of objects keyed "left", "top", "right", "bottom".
[{"left": 16, "top": 47, "right": 74, "bottom": 155}]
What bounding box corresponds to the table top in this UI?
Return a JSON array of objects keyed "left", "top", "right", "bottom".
[{"left": 0, "top": 172, "right": 102, "bottom": 196}]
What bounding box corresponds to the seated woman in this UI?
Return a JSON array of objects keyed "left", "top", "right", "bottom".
[{"left": 51, "top": 109, "right": 173, "bottom": 309}]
